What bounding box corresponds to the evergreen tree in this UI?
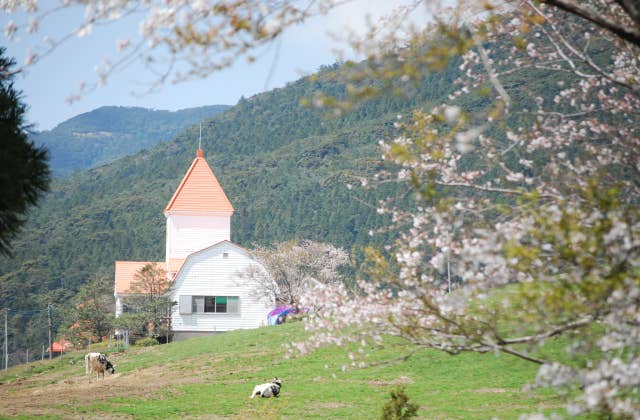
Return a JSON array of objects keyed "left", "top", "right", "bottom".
[
  {"left": 65, "top": 274, "right": 114, "bottom": 344},
  {"left": 0, "top": 47, "right": 49, "bottom": 255}
]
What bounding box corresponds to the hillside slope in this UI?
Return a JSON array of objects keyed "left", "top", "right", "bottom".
[
  {"left": 32, "top": 105, "right": 230, "bottom": 177},
  {"left": 0, "top": 323, "right": 563, "bottom": 418}
]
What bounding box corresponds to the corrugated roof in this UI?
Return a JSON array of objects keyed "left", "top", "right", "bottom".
[
  {"left": 114, "top": 261, "right": 165, "bottom": 294},
  {"left": 164, "top": 149, "right": 234, "bottom": 213}
]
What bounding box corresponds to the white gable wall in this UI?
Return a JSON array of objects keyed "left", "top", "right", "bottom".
[
  {"left": 170, "top": 242, "right": 273, "bottom": 334},
  {"left": 166, "top": 212, "right": 231, "bottom": 261}
]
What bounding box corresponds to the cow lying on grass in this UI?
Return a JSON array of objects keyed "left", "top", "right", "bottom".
[
  {"left": 250, "top": 378, "right": 282, "bottom": 398},
  {"left": 85, "top": 352, "right": 115, "bottom": 381}
]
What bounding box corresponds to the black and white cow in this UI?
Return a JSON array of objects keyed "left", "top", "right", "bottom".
[
  {"left": 250, "top": 377, "right": 282, "bottom": 398},
  {"left": 85, "top": 352, "right": 115, "bottom": 381}
]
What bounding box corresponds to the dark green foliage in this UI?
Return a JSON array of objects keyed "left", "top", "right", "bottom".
[
  {"left": 133, "top": 337, "right": 160, "bottom": 347},
  {"left": 113, "top": 312, "right": 149, "bottom": 340},
  {"left": 0, "top": 48, "right": 50, "bottom": 256},
  {"left": 33, "top": 105, "right": 229, "bottom": 177},
  {"left": 380, "top": 386, "right": 419, "bottom": 420},
  {"left": 63, "top": 274, "right": 114, "bottom": 344}
]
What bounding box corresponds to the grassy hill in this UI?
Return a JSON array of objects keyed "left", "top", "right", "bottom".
[
  {"left": 32, "top": 105, "right": 230, "bottom": 177},
  {"left": 0, "top": 323, "right": 564, "bottom": 419}
]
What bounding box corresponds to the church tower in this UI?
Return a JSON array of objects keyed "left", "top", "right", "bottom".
[{"left": 163, "top": 148, "right": 234, "bottom": 278}]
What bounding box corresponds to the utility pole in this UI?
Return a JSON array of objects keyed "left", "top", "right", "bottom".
[
  {"left": 4, "top": 308, "right": 8, "bottom": 370},
  {"left": 47, "top": 304, "right": 52, "bottom": 361}
]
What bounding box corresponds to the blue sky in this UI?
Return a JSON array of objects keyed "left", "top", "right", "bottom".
[{"left": 1, "top": 1, "right": 419, "bottom": 131}]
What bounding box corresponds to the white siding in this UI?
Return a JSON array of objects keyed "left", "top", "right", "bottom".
[
  {"left": 166, "top": 213, "right": 231, "bottom": 261},
  {"left": 169, "top": 242, "right": 274, "bottom": 333}
]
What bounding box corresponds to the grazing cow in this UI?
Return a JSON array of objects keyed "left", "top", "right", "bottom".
[
  {"left": 250, "top": 378, "right": 282, "bottom": 398},
  {"left": 85, "top": 352, "right": 115, "bottom": 381}
]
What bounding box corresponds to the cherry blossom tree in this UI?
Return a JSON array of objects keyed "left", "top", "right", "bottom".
[
  {"left": 246, "top": 240, "right": 349, "bottom": 308},
  {"left": 295, "top": 2, "right": 640, "bottom": 418}
]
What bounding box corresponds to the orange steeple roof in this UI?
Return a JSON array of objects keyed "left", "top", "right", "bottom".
[{"left": 164, "top": 149, "right": 234, "bottom": 214}]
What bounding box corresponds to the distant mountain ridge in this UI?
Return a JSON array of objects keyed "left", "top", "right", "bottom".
[{"left": 32, "top": 105, "right": 230, "bottom": 177}]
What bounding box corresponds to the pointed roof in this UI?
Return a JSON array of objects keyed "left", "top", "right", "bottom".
[{"left": 164, "top": 149, "right": 234, "bottom": 214}]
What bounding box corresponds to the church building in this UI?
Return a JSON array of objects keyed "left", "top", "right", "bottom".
[{"left": 114, "top": 148, "right": 274, "bottom": 340}]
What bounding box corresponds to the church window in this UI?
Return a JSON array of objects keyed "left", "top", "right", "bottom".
[{"left": 181, "top": 295, "right": 239, "bottom": 314}]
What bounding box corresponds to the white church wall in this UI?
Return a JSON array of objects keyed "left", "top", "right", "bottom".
[
  {"left": 170, "top": 242, "right": 274, "bottom": 334},
  {"left": 166, "top": 212, "right": 231, "bottom": 260}
]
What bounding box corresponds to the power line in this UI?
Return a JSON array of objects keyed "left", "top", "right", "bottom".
[
  {"left": 0, "top": 308, "right": 47, "bottom": 316},
  {"left": 1, "top": 304, "right": 61, "bottom": 369}
]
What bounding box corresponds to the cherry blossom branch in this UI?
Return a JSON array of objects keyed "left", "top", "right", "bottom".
[
  {"left": 413, "top": 332, "right": 550, "bottom": 365},
  {"left": 498, "top": 346, "right": 547, "bottom": 364},
  {"left": 615, "top": 0, "right": 640, "bottom": 27},
  {"left": 526, "top": 0, "right": 639, "bottom": 91},
  {"left": 538, "top": 0, "right": 640, "bottom": 47},
  {"left": 465, "top": 27, "right": 511, "bottom": 109},
  {"left": 434, "top": 181, "right": 562, "bottom": 201},
  {"left": 497, "top": 316, "right": 594, "bottom": 345}
]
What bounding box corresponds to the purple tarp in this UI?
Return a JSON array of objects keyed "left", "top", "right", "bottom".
[
  {"left": 268, "top": 306, "right": 290, "bottom": 317},
  {"left": 267, "top": 305, "right": 300, "bottom": 325}
]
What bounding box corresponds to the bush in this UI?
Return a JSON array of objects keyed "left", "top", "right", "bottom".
[
  {"left": 134, "top": 337, "right": 159, "bottom": 347},
  {"left": 380, "top": 386, "right": 419, "bottom": 420}
]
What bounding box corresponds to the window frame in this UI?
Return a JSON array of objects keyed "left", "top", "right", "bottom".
[{"left": 183, "top": 295, "right": 240, "bottom": 314}]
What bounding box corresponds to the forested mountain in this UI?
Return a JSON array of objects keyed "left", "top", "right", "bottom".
[
  {"left": 32, "top": 105, "right": 230, "bottom": 177},
  {"left": 0, "top": 60, "right": 458, "bottom": 360}
]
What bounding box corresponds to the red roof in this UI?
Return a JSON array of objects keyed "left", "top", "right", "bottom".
[
  {"left": 168, "top": 258, "right": 186, "bottom": 277},
  {"left": 114, "top": 261, "right": 165, "bottom": 294},
  {"left": 47, "top": 339, "right": 73, "bottom": 353},
  {"left": 164, "top": 149, "right": 234, "bottom": 214}
]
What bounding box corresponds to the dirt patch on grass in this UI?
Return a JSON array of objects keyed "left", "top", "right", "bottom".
[
  {"left": 0, "top": 350, "right": 269, "bottom": 419},
  {"left": 0, "top": 362, "right": 208, "bottom": 418},
  {"left": 472, "top": 387, "right": 508, "bottom": 393},
  {"left": 368, "top": 375, "right": 413, "bottom": 387},
  {"left": 310, "top": 402, "right": 353, "bottom": 409}
]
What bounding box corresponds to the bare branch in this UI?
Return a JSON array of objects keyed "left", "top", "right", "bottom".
[
  {"left": 539, "top": 0, "right": 640, "bottom": 47},
  {"left": 498, "top": 316, "right": 594, "bottom": 345}
]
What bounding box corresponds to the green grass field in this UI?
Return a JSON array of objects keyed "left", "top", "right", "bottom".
[{"left": 0, "top": 322, "right": 567, "bottom": 419}]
